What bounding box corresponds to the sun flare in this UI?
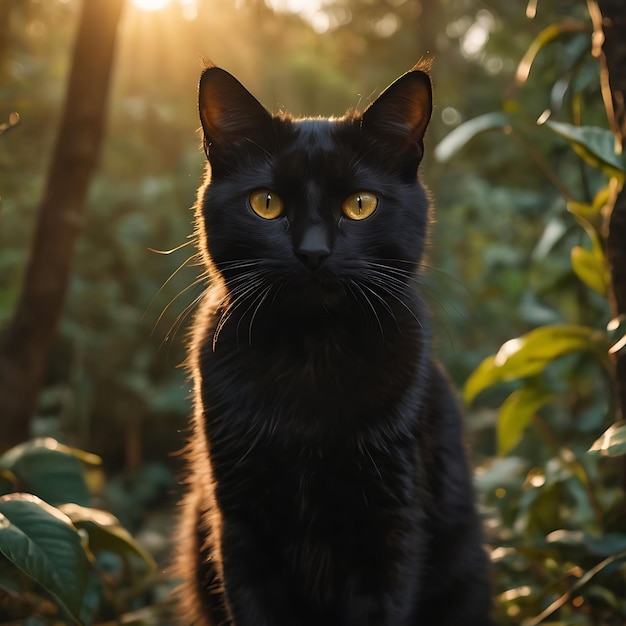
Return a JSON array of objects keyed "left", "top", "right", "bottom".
[{"left": 131, "top": 0, "right": 171, "bottom": 11}]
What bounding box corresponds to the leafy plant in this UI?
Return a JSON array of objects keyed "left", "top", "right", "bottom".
[
  {"left": 0, "top": 438, "right": 164, "bottom": 624},
  {"left": 437, "top": 2, "right": 626, "bottom": 624}
]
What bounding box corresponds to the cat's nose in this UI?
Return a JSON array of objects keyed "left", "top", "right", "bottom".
[
  {"left": 298, "top": 247, "right": 330, "bottom": 270},
  {"left": 296, "top": 224, "right": 331, "bottom": 271}
]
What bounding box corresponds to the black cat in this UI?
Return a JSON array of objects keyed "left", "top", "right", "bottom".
[{"left": 175, "top": 64, "right": 493, "bottom": 626}]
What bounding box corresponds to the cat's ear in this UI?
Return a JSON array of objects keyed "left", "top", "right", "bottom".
[
  {"left": 361, "top": 69, "right": 432, "bottom": 159},
  {"left": 198, "top": 66, "right": 273, "bottom": 154}
]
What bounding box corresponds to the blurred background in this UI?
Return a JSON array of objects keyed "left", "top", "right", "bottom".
[
  {"left": 1, "top": 0, "right": 625, "bottom": 624},
  {"left": 0, "top": 0, "right": 566, "bottom": 464}
]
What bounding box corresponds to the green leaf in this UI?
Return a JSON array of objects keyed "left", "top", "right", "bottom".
[
  {"left": 589, "top": 421, "right": 626, "bottom": 457},
  {"left": 571, "top": 245, "right": 609, "bottom": 295},
  {"left": 567, "top": 182, "right": 614, "bottom": 222},
  {"left": 59, "top": 503, "right": 157, "bottom": 571},
  {"left": 463, "top": 355, "right": 498, "bottom": 406},
  {"left": 515, "top": 482, "right": 562, "bottom": 537},
  {"left": 0, "top": 493, "right": 90, "bottom": 622},
  {"left": 0, "top": 437, "right": 101, "bottom": 469},
  {"left": 464, "top": 325, "right": 605, "bottom": 404},
  {"left": 545, "top": 529, "right": 626, "bottom": 557},
  {"left": 516, "top": 20, "right": 589, "bottom": 84},
  {"left": 474, "top": 456, "right": 527, "bottom": 493},
  {"left": 497, "top": 384, "right": 553, "bottom": 455},
  {"left": 567, "top": 185, "right": 614, "bottom": 245},
  {"left": 434, "top": 112, "right": 510, "bottom": 162},
  {"left": 567, "top": 200, "right": 599, "bottom": 221},
  {"left": 592, "top": 183, "right": 613, "bottom": 213},
  {"left": 0, "top": 438, "right": 93, "bottom": 506},
  {"left": 562, "top": 476, "right": 596, "bottom": 526},
  {"left": 542, "top": 120, "right": 626, "bottom": 180}
]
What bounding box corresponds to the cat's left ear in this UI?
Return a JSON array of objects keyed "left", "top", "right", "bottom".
[
  {"left": 198, "top": 65, "right": 274, "bottom": 155},
  {"left": 361, "top": 68, "right": 432, "bottom": 159}
]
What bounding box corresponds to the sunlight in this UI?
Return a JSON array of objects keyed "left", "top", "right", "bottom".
[
  {"left": 132, "top": 0, "right": 171, "bottom": 11},
  {"left": 460, "top": 10, "right": 494, "bottom": 58},
  {"left": 266, "top": 0, "right": 329, "bottom": 33}
]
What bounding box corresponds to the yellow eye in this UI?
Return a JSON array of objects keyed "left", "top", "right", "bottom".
[
  {"left": 342, "top": 192, "right": 378, "bottom": 220},
  {"left": 249, "top": 189, "right": 284, "bottom": 219}
]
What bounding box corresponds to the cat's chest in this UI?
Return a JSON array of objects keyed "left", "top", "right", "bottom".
[
  {"left": 216, "top": 437, "right": 420, "bottom": 530},
  {"left": 211, "top": 441, "right": 424, "bottom": 611},
  {"left": 201, "top": 327, "right": 412, "bottom": 430}
]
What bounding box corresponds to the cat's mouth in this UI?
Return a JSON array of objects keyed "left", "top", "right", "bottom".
[{"left": 283, "top": 269, "right": 348, "bottom": 309}]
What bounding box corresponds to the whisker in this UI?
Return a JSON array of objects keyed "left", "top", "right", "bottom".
[
  {"left": 148, "top": 240, "right": 194, "bottom": 255},
  {"left": 365, "top": 269, "right": 412, "bottom": 296},
  {"left": 421, "top": 263, "right": 469, "bottom": 292},
  {"left": 234, "top": 282, "right": 269, "bottom": 342},
  {"left": 247, "top": 284, "right": 274, "bottom": 346},
  {"left": 349, "top": 279, "right": 385, "bottom": 340},
  {"left": 369, "top": 260, "right": 466, "bottom": 345},
  {"left": 148, "top": 252, "right": 202, "bottom": 299},
  {"left": 214, "top": 282, "right": 261, "bottom": 349},
  {"left": 212, "top": 269, "right": 273, "bottom": 350},
  {"left": 356, "top": 281, "right": 400, "bottom": 332},
  {"left": 364, "top": 274, "right": 423, "bottom": 329},
  {"left": 344, "top": 281, "right": 371, "bottom": 322},
  {"left": 162, "top": 288, "right": 208, "bottom": 347},
  {"left": 218, "top": 259, "right": 264, "bottom": 270},
  {"left": 419, "top": 285, "right": 467, "bottom": 323},
  {"left": 153, "top": 274, "right": 207, "bottom": 336}
]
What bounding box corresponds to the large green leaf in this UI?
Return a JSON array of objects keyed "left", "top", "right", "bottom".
[
  {"left": 542, "top": 120, "right": 626, "bottom": 180},
  {"left": 589, "top": 421, "right": 626, "bottom": 457},
  {"left": 59, "top": 503, "right": 156, "bottom": 571},
  {"left": 0, "top": 438, "right": 96, "bottom": 506},
  {"left": 0, "top": 437, "right": 101, "bottom": 468},
  {"left": 434, "top": 112, "right": 510, "bottom": 162},
  {"left": 497, "top": 384, "right": 553, "bottom": 455},
  {"left": 464, "top": 325, "right": 605, "bottom": 404},
  {"left": 0, "top": 494, "right": 90, "bottom": 622}
]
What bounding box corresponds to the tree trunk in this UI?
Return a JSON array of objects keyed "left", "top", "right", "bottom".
[
  {"left": 0, "top": 0, "right": 125, "bottom": 449},
  {"left": 590, "top": 0, "right": 626, "bottom": 421}
]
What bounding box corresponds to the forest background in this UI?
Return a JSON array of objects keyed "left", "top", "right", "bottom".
[{"left": 1, "top": 0, "right": 625, "bottom": 624}]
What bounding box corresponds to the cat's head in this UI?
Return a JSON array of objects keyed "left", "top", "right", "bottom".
[{"left": 196, "top": 65, "right": 432, "bottom": 319}]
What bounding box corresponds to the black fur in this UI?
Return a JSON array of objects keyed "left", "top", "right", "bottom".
[{"left": 175, "top": 64, "right": 493, "bottom": 626}]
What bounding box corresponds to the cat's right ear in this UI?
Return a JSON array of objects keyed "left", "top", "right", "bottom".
[
  {"left": 198, "top": 66, "right": 273, "bottom": 156},
  {"left": 361, "top": 68, "right": 432, "bottom": 161}
]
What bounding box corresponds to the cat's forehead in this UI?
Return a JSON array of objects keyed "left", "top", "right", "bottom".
[
  {"left": 289, "top": 118, "right": 341, "bottom": 152},
  {"left": 272, "top": 118, "right": 356, "bottom": 187}
]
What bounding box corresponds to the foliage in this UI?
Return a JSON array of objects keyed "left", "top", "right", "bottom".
[
  {"left": 0, "top": 438, "right": 168, "bottom": 624},
  {"left": 437, "top": 1, "right": 626, "bottom": 623},
  {"left": 2, "top": 0, "right": 626, "bottom": 624}
]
